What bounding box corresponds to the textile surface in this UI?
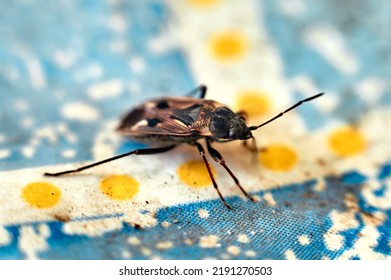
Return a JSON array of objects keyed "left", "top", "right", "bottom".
[{"left": 0, "top": 0, "right": 390, "bottom": 260}]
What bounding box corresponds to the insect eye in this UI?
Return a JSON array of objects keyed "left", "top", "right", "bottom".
[{"left": 212, "top": 116, "right": 227, "bottom": 130}]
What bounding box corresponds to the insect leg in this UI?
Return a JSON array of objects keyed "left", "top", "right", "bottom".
[
  {"left": 186, "top": 85, "right": 207, "bottom": 99},
  {"left": 194, "top": 142, "right": 232, "bottom": 209},
  {"left": 206, "top": 140, "right": 255, "bottom": 202},
  {"left": 44, "top": 145, "right": 176, "bottom": 177},
  {"left": 242, "top": 136, "right": 258, "bottom": 154}
]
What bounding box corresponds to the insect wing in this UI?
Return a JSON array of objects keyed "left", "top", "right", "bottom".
[{"left": 117, "top": 97, "right": 205, "bottom": 136}]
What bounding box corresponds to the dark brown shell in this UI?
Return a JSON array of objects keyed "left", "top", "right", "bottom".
[{"left": 117, "top": 96, "right": 226, "bottom": 140}]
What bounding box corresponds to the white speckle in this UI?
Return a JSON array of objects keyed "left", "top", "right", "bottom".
[
  {"left": 14, "top": 99, "right": 29, "bottom": 112},
  {"left": 237, "top": 234, "right": 249, "bottom": 243},
  {"left": 322, "top": 190, "right": 388, "bottom": 259},
  {"left": 66, "top": 133, "right": 78, "bottom": 144},
  {"left": 62, "top": 102, "right": 100, "bottom": 122},
  {"left": 291, "top": 76, "right": 320, "bottom": 94},
  {"left": 245, "top": 250, "right": 256, "bottom": 257},
  {"left": 279, "top": 0, "right": 306, "bottom": 17},
  {"left": 61, "top": 149, "right": 76, "bottom": 158},
  {"left": 198, "top": 208, "right": 209, "bottom": 219},
  {"left": 156, "top": 241, "right": 173, "bottom": 250},
  {"left": 356, "top": 77, "right": 388, "bottom": 105},
  {"left": 339, "top": 226, "right": 385, "bottom": 260},
  {"left": 121, "top": 250, "right": 132, "bottom": 259},
  {"left": 88, "top": 64, "right": 104, "bottom": 79},
  {"left": 62, "top": 219, "right": 123, "bottom": 237},
  {"left": 284, "top": 249, "right": 297, "bottom": 260},
  {"left": 148, "top": 32, "right": 177, "bottom": 54},
  {"left": 317, "top": 93, "right": 339, "bottom": 113},
  {"left": 313, "top": 178, "right": 327, "bottom": 192},
  {"left": 303, "top": 25, "right": 358, "bottom": 75},
  {"left": 87, "top": 80, "right": 124, "bottom": 100},
  {"left": 0, "top": 149, "right": 10, "bottom": 159},
  {"left": 129, "top": 57, "right": 145, "bottom": 74},
  {"left": 184, "top": 238, "right": 193, "bottom": 245},
  {"left": 30, "top": 138, "right": 39, "bottom": 146},
  {"left": 53, "top": 50, "right": 77, "bottom": 69},
  {"left": 56, "top": 123, "right": 68, "bottom": 134},
  {"left": 141, "top": 247, "right": 152, "bottom": 256},
  {"left": 56, "top": 122, "right": 78, "bottom": 143},
  {"left": 18, "top": 224, "right": 50, "bottom": 259},
  {"left": 109, "top": 14, "right": 127, "bottom": 32},
  {"left": 298, "top": 234, "right": 310, "bottom": 245},
  {"left": 92, "top": 120, "right": 120, "bottom": 160},
  {"left": 110, "top": 40, "right": 128, "bottom": 53},
  {"left": 324, "top": 232, "right": 344, "bottom": 251},
  {"left": 220, "top": 253, "right": 230, "bottom": 259},
  {"left": 0, "top": 134, "right": 5, "bottom": 143},
  {"left": 199, "top": 235, "right": 220, "bottom": 248},
  {"left": 362, "top": 179, "right": 391, "bottom": 209},
  {"left": 263, "top": 192, "right": 276, "bottom": 206},
  {"left": 161, "top": 221, "right": 171, "bottom": 228},
  {"left": 227, "top": 245, "right": 240, "bottom": 256},
  {"left": 324, "top": 199, "right": 361, "bottom": 251},
  {"left": 21, "top": 146, "right": 35, "bottom": 158},
  {"left": 0, "top": 226, "right": 12, "bottom": 246},
  {"left": 20, "top": 117, "right": 34, "bottom": 128},
  {"left": 35, "top": 125, "right": 58, "bottom": 144},
  {"left": 74, "top": 64, "right": 104, "bottom": 82},
  {"left": 128, "top": 236, "right": 141, "bottom": 246},
  {"left": 24, "top": 56, "right": 46, "bottom": 90}
]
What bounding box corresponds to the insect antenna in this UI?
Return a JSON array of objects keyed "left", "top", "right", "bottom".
[{"left": 249, "top": 93, "right": 324, "bottom": 131}]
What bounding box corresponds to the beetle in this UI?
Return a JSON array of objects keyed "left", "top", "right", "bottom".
[{"left": 45, "top": 85, "right": 323, "bottom": 209}]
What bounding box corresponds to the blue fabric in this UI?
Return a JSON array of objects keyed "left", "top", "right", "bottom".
[{"left": 0, "top": 0, "right": 390, "bottom": 260}]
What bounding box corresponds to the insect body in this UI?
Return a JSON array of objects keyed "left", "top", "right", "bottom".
[
  {"left": 45, "top": 85, "right": 323, "bottom": 209},
  {"left": 117, "top": 95, "right": 252, "bottom": 143}
]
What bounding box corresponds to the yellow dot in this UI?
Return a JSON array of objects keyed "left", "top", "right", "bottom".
[
  {"left": 22, "top": 182, "right": 61, "bottom": 209},
  {"left": 259, "top": 144, "right": 298, "bottom": 172},
  {"left": 209, "top": 30, "right": 248, "bottom": 62},
  {"left": 177, "top": 160, "right": 216, "bottom": 188},
  {"left": 100, "top": 174, "right": 140, "bottom": 201},
  {"left": 187, "top": 0, "right": 221, "bottom": 8},
  {"left": 236, "top": 90, "right": 271, "bottom": 119},
  {"left": 328, "top": 126, "right": 366, "bottom": 157}
]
